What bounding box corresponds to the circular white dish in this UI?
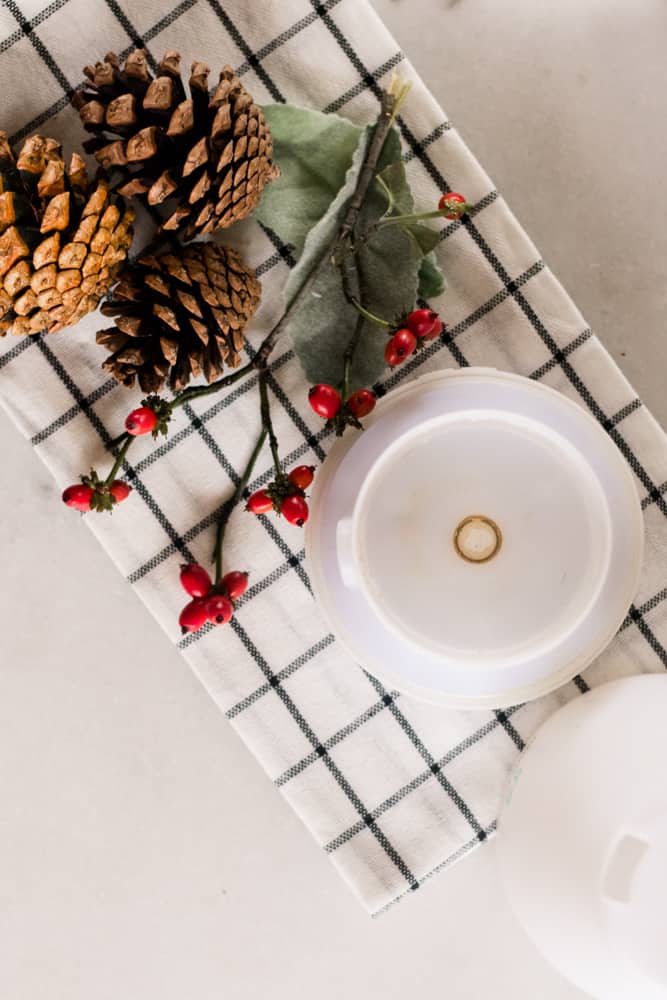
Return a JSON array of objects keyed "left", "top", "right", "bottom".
[{"left": 305, "top": 369, "right": 644, "bottom": 709}]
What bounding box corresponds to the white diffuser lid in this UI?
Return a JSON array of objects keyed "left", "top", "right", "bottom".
[
  {"left": 497, "top": 674, "right": 667, "bottom": 999},
  {"left": 306, "top": 369, "right": 644, "bottom": 708}
]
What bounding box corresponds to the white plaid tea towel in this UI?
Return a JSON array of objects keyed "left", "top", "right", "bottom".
[{"left": 0, "top": 0, "right": 666, "bottom": 915}]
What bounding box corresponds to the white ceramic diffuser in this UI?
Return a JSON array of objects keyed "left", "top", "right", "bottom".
[
  {"left": 497, "top": 674, "right": 667, "bottom": 999},
  {"left": 306, "top": 369, "right": 643, "bottom": 708}
]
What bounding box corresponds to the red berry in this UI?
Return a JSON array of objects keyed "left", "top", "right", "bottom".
[
  {"left": 422, "top": 317, "right": 444, "bottom": 341},
  {"left": 109, "top": 480, "right": 131, "bottom": 503},
  {"left": 281, "top": 494, "right": 309, "bottom": 527},
  {"left": 179, "top": 598, "right": 209, "bottom": 634},
  {"left": 246, "top": 489, "right": 273, "bottom": 514},
  {"left": 385, "top": 329, "right": 417, "bottom": 366},
  {"left": 384, "top": 339, "right": 402, "bottom": 367},
  {"left": 347, "top": 388, "right": 376, "bottom": 419},
  {"left": 221, "top": 570, "right": 248, "bottom": 601},
  {"left": 125, "top": 406, "right": 158, "bottom": 436},
  {"left": 406, "top": 308, "right": 439, "bottom": 338},
  {"left": 180, "top": 563, "right": 213, "bottom": 598},
  {"left": 308, "top": 383, "right": 341, "bottom": 420},
  {"left": 62, "top": 483, "right": 94, "bottom": 512},
  {"left": 204, "top": 593, "right": 234, "bottom": 625},
  {"left": 288, "top": 465, "right": 315, "bottom": 490},
  {"left": 438, "top": 192, "right": 467, "bottom": 220}
]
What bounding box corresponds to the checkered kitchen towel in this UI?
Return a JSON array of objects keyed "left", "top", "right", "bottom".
[{"left": 1, "top": 0, "right": 666, "bottom": 915}]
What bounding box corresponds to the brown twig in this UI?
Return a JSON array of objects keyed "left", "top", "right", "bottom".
[{"left": 337, "top": 90, "right": 396, "bottom": 244}]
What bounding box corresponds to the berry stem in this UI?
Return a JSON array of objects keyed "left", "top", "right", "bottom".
[
  {"left": 349, "top": 298, "right": 392, "bottom": 328},
  {"left": 213, "top": 426, "right": 268, "bottom": 585},
  {"left": 377, "top": 205, "right": 470, "bottom": 227},
  {"left": 258, "top": 368, "right": 282, "bottom": 478},
  {"left": 170, "top": 359, "right": 256, "bottom": 409},
  {"left": 103, "top": 433, "right": 133, "bottom": 487}
]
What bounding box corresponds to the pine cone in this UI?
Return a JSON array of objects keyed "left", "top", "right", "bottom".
[
  {"left": 72, "top": 50, "right": 279, "bottom": 240},
  {"left": 0, "top": 132, "right": 134, "bottom": 337},
  {"left": 97, "top": 242, "right": 262, "bottom": 392}
]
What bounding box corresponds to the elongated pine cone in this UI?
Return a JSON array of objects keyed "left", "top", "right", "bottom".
[
  {"left": 73, "top": 49, "right": 279, "bottom": 240},
  {"left": 97, "top": 242, "right": 262, "bottom": 392},
  {"left": 0, "top": 132, "right": 134, "bottom": 337}
]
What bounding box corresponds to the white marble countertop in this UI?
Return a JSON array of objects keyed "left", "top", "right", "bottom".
[{"left": 2, "top": 1, "right": 666, "bottom": 996}]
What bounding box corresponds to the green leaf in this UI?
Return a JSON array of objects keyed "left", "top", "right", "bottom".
[
  {"left": 399, "top": 221, "right": 441, "bottom": 255},
  {"left": 417, "top": 252, "right": 446, "bottom": 299},
  {"left": 283, "top": 125, "right": 424, "bottom": 390},
  {"left": 255, "top": 104, "right": 362, "bottom": 256}
]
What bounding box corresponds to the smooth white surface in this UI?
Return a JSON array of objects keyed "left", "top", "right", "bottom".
[
  {"left": 2, "top": 0, "right": 666, "bottom": 996},
  {"left": 308, "top": 370, "right": 643, "bottom": 707},
  {"left": 497, "top": 676, "right": 667, "bottom": 999}
]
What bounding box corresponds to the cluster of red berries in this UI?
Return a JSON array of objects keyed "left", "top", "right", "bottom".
[
  {"left": 62, "top": 478, "right": 131, "bottom": 512},
  {"left": 308, "top": 385, "right": 376, "bottom": 422},
  {"left": 246, "top": 464, "right": 315, "bottom": 527},
  {"left": 178, "top": 562, "right": 248, "bottom": 634},
  {"left": 385, "top": 308, "right": 444, "bottom": 367},
  {"left": 307, "top": 384, "right": 377, "bottom": 437},
  {"left": 61, "top": 402, "right": 169, "bottom": 513}
]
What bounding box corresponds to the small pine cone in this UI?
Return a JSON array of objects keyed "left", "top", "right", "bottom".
[
  {"left": 72, "top": 49, "right": 279, "bottom": 240},
  {"left": 97, "top": 242, "right": 261, "bottom": 392},
  {"left": 0, "top": 132, "right": 134, "bottom": 337}
]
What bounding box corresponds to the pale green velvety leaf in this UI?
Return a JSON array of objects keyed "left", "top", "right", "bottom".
[
  {"left": 418, "top": 252, "right": 446, "bottom": 299},
  {"left": 255, "top": 104, "right": 362, "bottom": 255},
  {"left": 399, "top": 221, "right": 441, "bottom": 255},
  {"left": 284, "top": 125, "right": 425, "bottom": 389},
  {"left": 282, "top": 126, "right": 370, "bottom": 386}
]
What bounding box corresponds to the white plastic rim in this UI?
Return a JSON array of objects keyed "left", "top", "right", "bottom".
[{"left": 305, "top": 369, "right": 644, "bottom": 709}]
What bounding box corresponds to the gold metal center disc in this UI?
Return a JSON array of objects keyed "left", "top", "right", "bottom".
[{"left": 453, "top": 515, "right": 502, "bottom": 564}]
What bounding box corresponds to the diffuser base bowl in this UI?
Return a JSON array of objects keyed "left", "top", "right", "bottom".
[{"left": 306, "top": 369, "right": 644, "bottom": 708}]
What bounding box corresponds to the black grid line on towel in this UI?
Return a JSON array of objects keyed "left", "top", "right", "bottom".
[
  {"left": 103, "top": 0, "right": 159, "bottom": 70},
  {"left": 4, "top": 0, "right": 73, "bottom": 94},
  {"left": 234, "top": 0, "right": 343, "bottom": 78},
  {"left": 0, "top": 0, "right": 68, "bottom": 56}
]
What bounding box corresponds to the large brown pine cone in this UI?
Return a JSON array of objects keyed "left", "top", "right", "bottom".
[
  {"left": 97, "top": 242, "right": 262, "bottom": 392},
  {"left": 0, "top": 132, "right": 134, "bottom": 337},
  {"left": 72, "top": 50, "right": 279, "bottom": 240}
]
